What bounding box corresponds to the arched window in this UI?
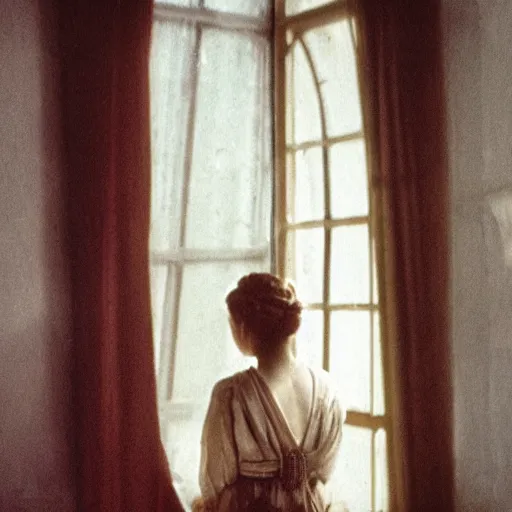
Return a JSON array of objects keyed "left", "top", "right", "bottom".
[{"left": 275, "top": 3, "right": 388, "bottom": 510}]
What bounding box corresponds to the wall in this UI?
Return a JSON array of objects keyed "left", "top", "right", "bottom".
[
  {"left": 479, "top": 2, "right": 512, "bottom": 508},
  {"left": 444, "top": 0, "right": 512, "bottom": 510},
  {"left": 0, "top": 0, "right": 75, "bottom": 510}
]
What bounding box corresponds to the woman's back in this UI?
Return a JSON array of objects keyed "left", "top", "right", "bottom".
[
  {"left": 257, "top": 361, "right": 314, "bottom": 446},
  {"left": 199, "top": 365, "right": 343, "bottom": 511}
]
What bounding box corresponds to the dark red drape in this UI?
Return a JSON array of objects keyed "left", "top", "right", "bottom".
[
  {"left": 58, "top": 0, "right": 183, "bottom": 510},
  {"left": 356, "top": 1, "right": 455, "bottom": 511}
]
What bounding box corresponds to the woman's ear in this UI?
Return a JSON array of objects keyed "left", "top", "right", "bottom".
[
  {"left": 229, "top": 316, "right": 243, "bottom": 343},
  {"left": 228, "top": 316, "right": 237, "bottom": 339},
  {"left": 237, "top": 322, "right": 255, "bottom": 356}
]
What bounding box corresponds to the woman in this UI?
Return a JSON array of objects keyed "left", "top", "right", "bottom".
[{"left": 196, "top": 273, "right": 344, "bottom": 511}]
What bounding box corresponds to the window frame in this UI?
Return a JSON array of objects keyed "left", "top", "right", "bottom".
[
  {"left": 273, "top": 1, "right": 390, "bottom": 509},
  {"left": 150, "top": 1, "right": 392, "bottom": 508}
]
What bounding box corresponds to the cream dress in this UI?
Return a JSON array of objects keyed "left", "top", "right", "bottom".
[{"left": 199, "top": 366, "right": 344, "bottom": 511}]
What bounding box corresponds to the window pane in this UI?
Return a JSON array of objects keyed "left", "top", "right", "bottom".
[
  {"left": 329, "top": 425, "right": 372, "bottom": 511},
  {"left": 163, "top": 415, "right": 203, "bottom": 507},
  {"left": 205, "top": 0, "right": 270, "bottom": 17},
  {"left": 286, "top": 228, "right": 324, "bottom": 304},
  {"left": 185, "top": 29, "right": 271, "bottom": 249},
  {"left": 330, "top": 139, "right": 369, "bottom": 219},
  {"left": 285, "top": 0, "right": 332, "bottom": 16},
  {"left": 330, "top": 225, "right": 370, "bottom": 305},
  {"left": 372, "top": 243, "right": 379, "bottom": 305},
  {"left": 295, "top": 309, "right": 324, "bottom": 369},
  {"left": 373, "top": 311, "right": 385, "bottom": 416},
  {"left": 289, "top": 147, "right": 325, "bottom": 223},
  {"left": 287, "top": 39, "right": 322, "bottom": 145},
  {"left": 303, "top": 21, "right": 362, "bottom": 138},
  {"left": 173, "top": 261, "right": 265, "bottom": 402},
  {"left": 285, "top": 31, "right": 294, "bottom": 145},
  {"left": 150, "top": 21, "right": 195, "bottom": 252},
  {"left": 150, "top": 264, "right": 169, "bottom": 375},
  {"left": 375, "top": 429, "right": 389, "bottom": 511},
  {"left": 329, "top": 311, "right": 371, "bottom": 412}
]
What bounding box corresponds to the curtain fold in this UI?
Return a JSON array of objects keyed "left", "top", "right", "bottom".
[
  {"left": 355, "top": 1, "right": 455, "bottom": 511},
  {"left": 58, "top": 0, "right": 183, "bottom": 510}
]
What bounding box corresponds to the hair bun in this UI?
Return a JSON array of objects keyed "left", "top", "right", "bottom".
[{"left": 226, "top": 273, "right": 303, "bottom": 349}]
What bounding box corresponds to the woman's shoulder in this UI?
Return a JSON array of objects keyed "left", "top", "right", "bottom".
[
  {"left": 308, "top": 365, "right": 345, "bottom": 413},
  {"left": 211, "top": 375, "right": 235, "bottom": 396},
  {"left": 308, "top": 365, "right": 337, "bottom": 390},
  {"left": 210, "top": 369, "right": 249, "bottom": 398}
]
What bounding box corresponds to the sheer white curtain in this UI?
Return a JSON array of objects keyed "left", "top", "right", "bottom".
[{"left": 149, "top": 2, "right": 272, "bottom": 507}]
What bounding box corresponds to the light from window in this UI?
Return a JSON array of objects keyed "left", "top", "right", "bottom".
[{"left": 285, "top": 0, "right": 334, "bottom": 16}]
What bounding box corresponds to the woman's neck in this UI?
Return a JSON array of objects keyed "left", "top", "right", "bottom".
[{"left": 256, "top": 339, "right": 296, "bottom": 380}]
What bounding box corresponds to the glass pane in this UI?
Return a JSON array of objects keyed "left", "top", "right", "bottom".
[
  {"left": 164, "top": 416, "right": 203, "bottom": 508},
  {"left": 285, "top": 31, "right": 294, "bottom": 146},
  {"left": 304, "top": 20, "right": 362, "bottom": 138},
  {"left": 150, "top": 264, "right": 169, "bottom": 375},
  {"left": 329, "top": 311, "right": 371, "bottom": 412},
  {"left": 185, "top": 29, "right": 271, "bottom": 249},
  {"left": 205, "top": 0, "right": 270, "bottom": 17},
  {"left": 330, "top": 225, "right": 370, "bottom": 305},
  {"left": 285, "top": 0, "right": 332, "bottom": 16},
  {"left": 373, "top": 311, "right": 385, "bottom": 416},
  {"left": 150, "top": 21, "right": 195, "bottom": 252},
  {"left": 289, "top": 147, "right": 324, "bottom": 223},
  {"left": 372, "top": 242, "right": 379, "bottom": 304},
  {"left": 330, "top": 139, "right": 369, "bottom": 219},
  {"left": 295, "top": 309, "right": 324, "bottom": 369},
  {"left": 375, "top": 429, "right": 389, "bottom": 511},
  {"left": 173, "top": 260, "right": 265, "bottom": 402},
  {"left": 329, "top": 425, "right": 372, "bottom": 511},
  {"left": 286, "top": 228, "right": 324, "bottom": 304},
  {"left": 287, "top": 40, "right": 322, "bottom": 145}
]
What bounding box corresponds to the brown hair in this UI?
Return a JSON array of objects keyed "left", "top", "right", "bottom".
[{"left": 226, "top": 273, "right": 303, "bottom": 352}]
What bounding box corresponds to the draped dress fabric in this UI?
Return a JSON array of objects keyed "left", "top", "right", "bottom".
[{"left": 199, "top": 366, "right": 344, "bottom": 511}]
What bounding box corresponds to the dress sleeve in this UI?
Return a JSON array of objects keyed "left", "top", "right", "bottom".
[
  {"left": 199, "top": 379, "right": 238, "bottom": 507},
  {"left": 315, "top": 381, "right": 345, "bottom": 484}
]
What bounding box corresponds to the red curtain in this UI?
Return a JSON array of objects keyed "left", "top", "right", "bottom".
[
  {"left": 59, "top": 0, "right": 183, "bottom": 510},
  {"left": 356, "top": 1, "right": 455, "bottom": 511}
]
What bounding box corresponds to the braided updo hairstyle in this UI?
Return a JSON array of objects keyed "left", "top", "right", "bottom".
[{"left": 226, "top": 273, "right": 303, "bottom": 354}]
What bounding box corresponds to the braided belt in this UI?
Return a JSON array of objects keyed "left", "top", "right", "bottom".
[
  {"left": 239, "top": 450, "right": 308, "bottom": 491},
  {"left": 239, "top": 449, "right": 308, "bottom": 491},
  {"left": 281, "top": 449, "right": 308, "bottom": 491}
]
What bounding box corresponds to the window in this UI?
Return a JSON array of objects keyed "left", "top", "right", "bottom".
[
  {"left": 275, "top": 3, "right": 388, "bottom": 510},
  {"left": 149, "top": 0, "right": 273, "bottom": 505},
  {"left": 150, "top": 1, "right": 389, "bottom": 510}
]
